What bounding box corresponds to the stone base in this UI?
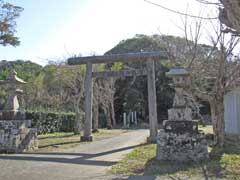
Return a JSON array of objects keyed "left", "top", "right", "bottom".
[
  {"left": 0, "top": 110, "right": 25, "bottom": 120},
  {"left": 156, "top": 130, "right": 208, "bottom": 162},
  {"left": 0, "top": 120, "right": 38, "bottom": 153},
  {"left": 80, "top": 136, "right": 93, "bottom": 142},
  {"left": 163, "top": 120, "right": 198, "bottom": 133}
]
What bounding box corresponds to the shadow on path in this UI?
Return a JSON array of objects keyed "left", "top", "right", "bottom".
[{"left": 0, "top": 143, "right": 146, "bottom": 167}]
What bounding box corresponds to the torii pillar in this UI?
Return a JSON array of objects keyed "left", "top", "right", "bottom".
[
  {"left": 147, "top": 59, "right": 158, "bottom": 142},
  {"left": 80, "top": 62, "right": 93, "bottom": 141}
]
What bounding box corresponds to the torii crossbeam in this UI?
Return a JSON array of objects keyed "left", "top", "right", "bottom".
[{"left": 68, "top": 51, "right": 168, "bottom": 142}]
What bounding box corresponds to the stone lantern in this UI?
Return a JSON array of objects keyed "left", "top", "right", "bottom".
[
  {"left": 156, "top": 66, "right": 208, "bottom": 162},
  {"left": 0, "top": 71, "right": 26, "bottom": 120},
  {"left": 166, "top": 68, "right": 192, "bottom": 123},
  {"left": 0, "top": 71, "right": 38, "bottom": 153}
]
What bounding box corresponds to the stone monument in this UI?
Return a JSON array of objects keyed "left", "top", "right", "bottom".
[
  {"left": 0, "top": 71, "right": 38, "bottom": 153},
  {"left": 156, "top": 67, "right": 208, "bottom": 161}
]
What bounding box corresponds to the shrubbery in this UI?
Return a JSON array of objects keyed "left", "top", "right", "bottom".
[{"left": 26, "top": 111, "right": 76, "bottom": 134}]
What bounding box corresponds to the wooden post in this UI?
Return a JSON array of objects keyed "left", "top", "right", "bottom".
[
  {"left": 81, "top": 62, "right": 93, "bottom": 141},
  {"left": 147, "top": 58, "right": 158, "bottom": 143}
]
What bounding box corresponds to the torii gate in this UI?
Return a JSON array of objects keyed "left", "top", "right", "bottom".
[{"left": 68, "top": 51, "right": 168, "bottom": 142}]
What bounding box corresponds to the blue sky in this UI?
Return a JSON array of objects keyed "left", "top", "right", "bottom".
[{"left": 0, "top": 0, "right": 219, "bottom": 65}]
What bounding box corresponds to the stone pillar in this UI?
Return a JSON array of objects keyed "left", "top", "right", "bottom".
[
  {"left": 81, "top": 62, "right": 93, "bottom": 141},
  {"left": 147, "top": 59, "right": 158, "bottom": 143},
  {"left": 123, "top": 112, "right": 127, "bottom": 128},
  {"left": 134, "top": 111, "right": 137, "bottom": 125},
  {"left": 127, "top": 113, "right": 130, "bottom": 128},
  {"left": 131, "top": 112, "right": 134, "bottom": 123}
]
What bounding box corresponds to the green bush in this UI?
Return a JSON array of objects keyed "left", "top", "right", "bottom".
[{"left": 26, "top": 111, "right": 76, "bottom": 134}]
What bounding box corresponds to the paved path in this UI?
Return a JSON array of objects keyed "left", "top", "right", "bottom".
[{"left": 0, "top": 129, "right": 149, "bottom": 180}]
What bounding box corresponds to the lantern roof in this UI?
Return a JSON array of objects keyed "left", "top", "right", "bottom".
[{"left": 166, "top": 68, "right": 190, "bottom": 77}]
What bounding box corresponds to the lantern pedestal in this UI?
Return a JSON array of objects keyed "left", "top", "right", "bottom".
[
  {"left": 0, "top": 110, "right": 25, "bottom": 120},
  {"left": 156, "top": 130, "right": 208, "bottom": 161},
  {"left": 0, "top": 120, "right": 38, "bottom": 153}
]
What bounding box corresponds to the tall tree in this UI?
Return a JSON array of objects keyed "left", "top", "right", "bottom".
[
  {"left": 97, "top": 77, "right": 117, "bottom": 129},
  {"left": 65, "top": 67, "right": 85, "bottom": 134},
  {"left": 0, "top": 0, "right": 23, "bottom": 46},
  {"left": 179, "top": 18, "right": 240, "bottom": 146},
  {"left": 190, "top": 31, "right": 240, "bottom": 146}
]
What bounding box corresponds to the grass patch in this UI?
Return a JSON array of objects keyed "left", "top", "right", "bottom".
[
  {"left": 111, "top": 144, "right": 240, "bottom": 179},
  {"left": 37, "top": 132, "right": 80, "bottom": 152},
  {"left": 111, "top": 144, "right": 156, "bottom": 175},
  {"left": 38, "top": 132, "right": 74, "bottom": 139},
  {"left": 111, "top": 126, "right": 240, "bottom": 179},
  {"left": 36, "top": 129, "right": 129, "bottom": 152}
]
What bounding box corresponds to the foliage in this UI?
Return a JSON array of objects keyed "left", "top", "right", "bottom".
[
  {"left": 105, "top": 34, "right": 165, "bottom": 54},
  {"left": 26, "top": 111, "right": 80, "bottom": 134},
  {"left": 0, "top": 60, "right": 42, "bottom": 80},
  {"left": 23, "top": 64, "right": 85, "bottom": 112},
  {"left": 0, "top": 0, "right": 23, "bottom": 46},
  {"left": 111, "top": 62, "right": 123, "bottom": 71}
]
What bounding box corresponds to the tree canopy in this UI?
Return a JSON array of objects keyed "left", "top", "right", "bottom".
[{"left": 0, "top": 0, "right": 23, "bottom": 46}]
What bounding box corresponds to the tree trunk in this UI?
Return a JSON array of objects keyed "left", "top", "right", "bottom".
[
  {"left": 210, "top": 97, "right": 225, "bottom": 147},
  {"left": 93, "top": 81, "right": 99, "bottom": 131},
  {"left": 74, "top": 110, "right": 81, "bottom": 135},
  {"left": 93, "top": 103, "right": 99, "bottom": 131},
  {"left": 73, "top": 98, "right": 82, "bottom": 134},
  {"left": 104, "top": 107, "right": 112, "bottom": 129},
  {"left": 110, "top": 100, "right": 116, "bottom": 127}
]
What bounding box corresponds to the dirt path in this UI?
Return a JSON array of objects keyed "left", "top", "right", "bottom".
[{"left": 0, "top": 129, "right": 148, "bottom": 180}]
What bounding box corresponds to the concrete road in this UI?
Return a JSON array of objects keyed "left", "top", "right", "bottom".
[{"left": 0, "top": 129, "right": 149, "bottom": 180}]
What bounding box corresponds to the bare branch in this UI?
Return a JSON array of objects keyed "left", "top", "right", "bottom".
[{"left": 144, "top": 0, "right": 218, "bottom": 20}]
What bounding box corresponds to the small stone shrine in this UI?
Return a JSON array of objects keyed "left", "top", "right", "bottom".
[
  {"left": 0, "top": 71, "right": 38, "bottom": 153},
  {"left": 156, "top": 67, "right": 208, "bottom": 161}
]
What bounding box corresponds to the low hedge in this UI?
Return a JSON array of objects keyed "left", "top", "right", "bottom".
[{"left": 26, "top": 111, "right": 77, "bottom": 134}]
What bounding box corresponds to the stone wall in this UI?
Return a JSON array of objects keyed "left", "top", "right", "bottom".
[
  {"left": 157, "top": 130, "right": 208, "bottom": 161},
  {"left": 0, "top": 120, "right": 38, "bottom": 153}
]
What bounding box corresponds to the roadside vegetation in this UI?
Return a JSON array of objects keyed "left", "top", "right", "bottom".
[{"left": 111, "top": 126, "right": 240, "bottom": 180}]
